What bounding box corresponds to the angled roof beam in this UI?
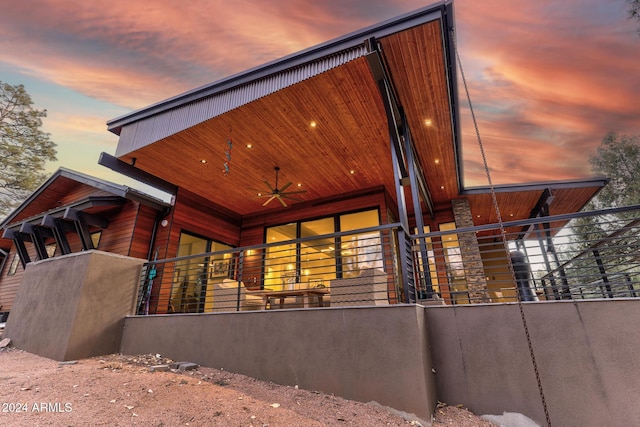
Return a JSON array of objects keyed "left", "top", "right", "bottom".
[
  {"left": 2, "top": 229, "right": 31, "bottom": 268},
  {"left": 517, "top": 188, "right": 555, "bottom": 241},
  {"left": 365, "top": 39, "right": 408, "bottom": 179},
  {"left": 41, "top": 215, "right": 72, "bottom": 255},
  {"left": 63, "top": 208, "right": 96, "bottom": 251},
  {"left": 98, "top": 152, "right": 178, "bottom": 196},
  {"left": 19, "top": 223, "right": 48, "bottom": 260}
]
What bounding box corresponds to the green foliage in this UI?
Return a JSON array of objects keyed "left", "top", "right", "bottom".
[
  {"left": 588, "top": 132, "right": 640, "bottom": 209},
  {"left": 629, "top": 0, "right": 640, "bottom": 35},
  {"left": 570, "top": 132, "right": 640, "bottom": 251},
  {"left": 0, "top": 81, "right": 57, "bottom": 217}
]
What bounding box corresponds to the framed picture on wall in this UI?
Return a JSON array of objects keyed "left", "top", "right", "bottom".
[{"left": 210, "top": 259, "right": 230, "bottom": 278}]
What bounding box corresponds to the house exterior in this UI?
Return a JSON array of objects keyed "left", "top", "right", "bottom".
[
  {"left": 0, "top": 168, "right": 170, "bottom": 316},
  {"left": 1, "top": 2, "right": 608, "bottom": 316},
  {"left": 4, "top": 3, "right": 640, "bottom": 424},
  {"left": 97, "top": 2, "right": 604, "bottom": 312}
]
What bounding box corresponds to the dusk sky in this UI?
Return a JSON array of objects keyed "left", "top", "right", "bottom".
[{"left": 1, "top": 0, "right": 638, "bottom": 190}]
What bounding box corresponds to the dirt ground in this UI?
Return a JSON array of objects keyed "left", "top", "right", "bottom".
[{"left": 0, "top": 346, "right": 494, "bottom": 426}]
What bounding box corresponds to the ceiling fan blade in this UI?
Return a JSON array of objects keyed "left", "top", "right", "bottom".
[
  {"left": 278, "top": 196, "right": 288, "bottom": 207},
  {"left": 279, "top": 181, "right": 293, "bottom": 192},
  {"left": 282, "top": 195, "right": 304, "bottom": 202},
  {"left": 262, "top": 195, "right": 277, "bottom": 206},
  {"left": 263, "top": 180, "right": 275, "bottom": 192}
]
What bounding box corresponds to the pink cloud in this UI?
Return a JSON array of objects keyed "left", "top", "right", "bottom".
[{"left": 455, "top": 0, "right": 640, "bottom": 186}]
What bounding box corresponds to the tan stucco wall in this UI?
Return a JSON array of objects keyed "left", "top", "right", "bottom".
[
  {"left": 120, "top": 305, "right": 437, "bottom": 421},
  {"left": 3, "top": 250, "right": 143, "bottom": 361},
  {"left": 425, "top": 300, "right": 640, "bottom": 426}
]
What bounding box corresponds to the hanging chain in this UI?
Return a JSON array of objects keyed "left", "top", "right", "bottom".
[{"left": 452, "top": 29, "right": 551, "bottom": 427}]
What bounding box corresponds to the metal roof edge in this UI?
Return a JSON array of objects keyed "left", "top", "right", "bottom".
[
  {"left": 106, "top": 1, "right": 448, "bottom": 135},
  {"left": 459, "top": 177, "right": 609, "bottom": 195}
]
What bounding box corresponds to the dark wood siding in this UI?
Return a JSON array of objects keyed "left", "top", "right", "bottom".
[
  {"left": 97, "top": 200, "right": 140, "bottom": 256},
  {"left": 0, "top": 244, "right": 39, "bottom": 312},
  {"left": 240, "top": 187, "right": 390, "bottom": 247},
  {"left": 129, "top": 204, "right": 159, "bottom": 259}
]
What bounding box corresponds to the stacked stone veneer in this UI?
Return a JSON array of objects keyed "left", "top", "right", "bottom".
[{"left": 452, "top": 199, "right": 489, "bottom": 303}]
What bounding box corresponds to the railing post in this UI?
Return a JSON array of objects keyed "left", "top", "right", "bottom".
[
  {"left": 592, "top": 249, "right": 613, "bottom": 298},
  {"left": 398, "top": 228, "right": 415, "bottom": 303},
  {"left": 236, "top": 251, "right": 245, "bottom": 311}
]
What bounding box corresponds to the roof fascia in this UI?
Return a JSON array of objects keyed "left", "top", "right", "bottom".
[
  {"left": 0, "top": 167, "right": 170, "bottom": 230},
  {"left": 106, "top": 1, "right": 449, "bottom": 135},
  {"left": 459, "top": 177, "right": 609, "bottom": 195},
  {"left": 5, "top": 196, "right": 125, "bottom": 230}
]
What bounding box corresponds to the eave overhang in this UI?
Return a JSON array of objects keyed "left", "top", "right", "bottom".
[{"left": 104, "top": 1, "right": 462, "bottom": 218}]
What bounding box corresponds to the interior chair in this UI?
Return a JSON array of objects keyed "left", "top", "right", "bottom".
[
  {"left": 205, "top": 279, "right": 264, "bottom": 312},
  {"left": 329, "top": 268, "right": 390, "bottom": 307}
]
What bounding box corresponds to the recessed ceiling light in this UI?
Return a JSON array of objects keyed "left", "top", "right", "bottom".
[
  {"left": 349, "top": 170, "right": 355, "bottom": 175},
  {"left": 424, "top": 119, "right": 433, "bottom": 127},
  {"left": 440, "top": 185, "right": 445, "bottom": 190},
  {"left": 200, "top": 159, "right": 207, "bottom": 164},
  {"left": 297, "top": 183, "right": 302, "bottom": 187},
  {"left": 246, "top": 143, "right": 253, "bottom": 149},
  {"left": 310, "top": 121, "right": 317, "bottom": 128},
  {"left": 476, "top": 215, "right": 480, "bottom": 218},
  {"left": 434, "top": 159, "right": 440, "bottom": 165}
]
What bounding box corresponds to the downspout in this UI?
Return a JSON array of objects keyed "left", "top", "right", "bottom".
[{"left": 147, "top": 206, "right": 172, "bottom": 261}]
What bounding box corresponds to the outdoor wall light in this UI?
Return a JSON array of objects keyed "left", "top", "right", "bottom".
[{"left": 160, "top": 219, "right": 169, "bottom": 227}]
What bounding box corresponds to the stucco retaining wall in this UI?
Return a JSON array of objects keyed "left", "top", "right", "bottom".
[
  {"left": 425, "top": 300, "right": 640, "bottom": 426},
  {"left": 120, "top": 304, "right": 437, "bottom": 421},
  {"left": 3, "top": 250, "right": 144, "bottom": 361}
]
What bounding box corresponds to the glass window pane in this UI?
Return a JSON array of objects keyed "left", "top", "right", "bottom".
[
  {"left": 265, "top": 223, "right": 297, "bottom": 290},
  {"left": 340, "top": 210, "right": 381, "bottom": 278},
  {"left": 172, "top": 233, "right": 209, "bottom": 313},
  {"left": 301, "top": 217, "right": 336, "bottom": 287}
]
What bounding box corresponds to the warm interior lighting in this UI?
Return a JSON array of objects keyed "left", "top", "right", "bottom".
[
  {"left": 297, "top": 183, "right": 302, "bottom": 187},
  {"left": 310, "top": 121, "right": 317, "bottom": 128},
  {"left": 424, "top": 119, "right": 433, "bottom": 127},
  {"left": 349, "top": 170, "right": 355, "bottom": 175},
  {"left": 434, "top": 159, "right": 440, "bottom": 164},
  {"left": 440, "top": 185, "right": 445, "bottom": 190},
  {"left": 200, "top": 159, "right": 207, "bottom": 164},
  {"left": 246, "top": 143, "right": 253, "bottom": 149},
  {"left": 476, "top": 214, "right": 480, "bottom": 218},
  {"left": 510, "top": 213, "right": 514, "bottom": 217}
]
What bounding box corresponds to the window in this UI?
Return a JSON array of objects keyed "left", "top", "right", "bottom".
[
  {"left": 264, "top": 209, "right": 380, "bottom": 288},
  {"left": 0, "top": 249, "right": 7, "bottom": 276},
  {"left": 91, "top": 231, "right": 102, "bottom": 249},
  {"left": 439, "top": 222, "right": 468, "bottom": 304},
  {"left": 7, "top": 254, "right": 20, "bottom": 276},
  {"left": 46, "top": 243, "right": 57, "bottom": 258},
  {"left": 170, "top": 232, "right": 232, "bottom": 313}
]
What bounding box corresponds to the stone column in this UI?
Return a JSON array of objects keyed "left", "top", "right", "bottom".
[{"left": 452, "top": 199, "right": 489, "bottom": 303}]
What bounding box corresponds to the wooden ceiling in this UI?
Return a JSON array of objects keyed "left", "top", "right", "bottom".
[
  {"left": 117, "top": 20, "right": 459, "bottom": 218},
  {"left": 114, "top": 18, "right": 603, "bottom": 224}
]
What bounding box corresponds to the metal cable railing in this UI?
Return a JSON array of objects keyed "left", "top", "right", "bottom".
[
  {"left": 136, "top": 224, "right": 408, "bottom": 314},
  {"left": 135, "top": 206, "right": 640, "bottom": 314}
]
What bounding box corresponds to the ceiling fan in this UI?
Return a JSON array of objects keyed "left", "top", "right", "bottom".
[{"left": 250, "top": 166, "right": 306, "bottom": 207}]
